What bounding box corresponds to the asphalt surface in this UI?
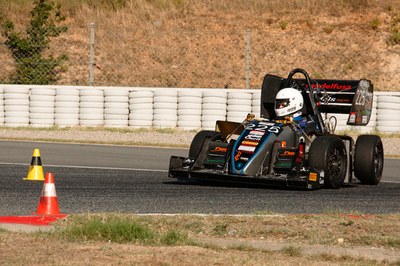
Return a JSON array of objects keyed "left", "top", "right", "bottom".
[{"left": 0, "top": 141, "right": 399, "bottom": 215}]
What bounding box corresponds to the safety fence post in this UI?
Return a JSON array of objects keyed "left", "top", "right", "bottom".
[{"left": 89, "top": 22, "right": 95, "bottom": 86}]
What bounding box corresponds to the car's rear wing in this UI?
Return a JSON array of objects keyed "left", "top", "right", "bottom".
[{"left": 260, "top": 74, "right": 374, "bottom": 126}]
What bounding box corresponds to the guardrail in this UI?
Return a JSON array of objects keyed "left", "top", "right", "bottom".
[{"left": 0, "top": 85, "right": 399, "bottom": 133}]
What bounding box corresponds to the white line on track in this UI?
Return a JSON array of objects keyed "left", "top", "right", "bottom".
[
  {"left": 0, "top": 162, "right": 168, "bottom": 173},
  {"left": 0, "top": 162, "right": 398, "bottom": 183}
]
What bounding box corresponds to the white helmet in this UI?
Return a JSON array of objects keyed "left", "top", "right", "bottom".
[{"left": 274, "top": 88, "right": 303, "bottom": 117}]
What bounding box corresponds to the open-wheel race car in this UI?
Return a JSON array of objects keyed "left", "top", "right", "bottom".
[{"left": 169, "top": 68, "right": 384, "bottom": 189}]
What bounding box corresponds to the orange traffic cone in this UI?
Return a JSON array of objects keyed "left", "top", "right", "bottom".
[
  {"left": 24, "top": 148, "right": 44, "bottom": 181},
  {"left": 36, "top": 172, "right": 61, "bottom": 215}
]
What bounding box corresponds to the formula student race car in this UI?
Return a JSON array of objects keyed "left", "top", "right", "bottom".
[{"left": 169, "top": 68, "right": 384, "bottom": 189}]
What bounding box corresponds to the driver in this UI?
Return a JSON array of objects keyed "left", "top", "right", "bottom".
[
  {"left": 274, "top": 88, "right": 315, "bottom": 133},
  {"left": 274, "top": 87, "right": 303, "bottom": 121}
]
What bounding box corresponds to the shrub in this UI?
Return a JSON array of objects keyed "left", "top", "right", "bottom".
[{"left": 0, "top": 0, "right": 68, "bottom": 84}]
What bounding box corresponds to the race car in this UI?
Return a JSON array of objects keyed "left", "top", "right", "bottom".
[{"left": 169, "top": 68, "right": 384, "bottom": 189}]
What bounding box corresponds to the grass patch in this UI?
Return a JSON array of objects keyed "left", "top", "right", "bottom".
[
  {"left": 58, "top": 215, "right": 155, "bottom": 244},
  {"left": 279, "top": 20, "right": 288, "bottom": 30},
  {"left": 213, "top": 223, "right": 228, "bottom": 236},
  {"left": 230, "top": 243, "right": 259, "bottom": 252},
  {"left": 310, "top": 253, "right": 379, "bottom": 264},
  {"left": 388, "top": 12, "right": 400, "bottom": 45},
  {"left": 53, "top": 214, "right": 195, "bottom": 246},
  {"left": 281, "top": 245, "right": 302, "bottom": 256},
  {"left": 160, "top": 230, "right": 189, "bottom": 245},
  {"left": 370, "top": 17, "right": 381, "bottom": 30}
]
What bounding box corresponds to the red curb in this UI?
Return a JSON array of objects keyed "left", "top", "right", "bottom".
[{"left": 0, "top": 214, "right": 67, "bottom": 226}]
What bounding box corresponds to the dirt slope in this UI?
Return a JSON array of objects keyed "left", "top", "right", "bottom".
[{"left": 0, "top": 0, "right": 399, "bottom": 90}]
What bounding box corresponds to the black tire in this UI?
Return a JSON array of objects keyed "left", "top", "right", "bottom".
[
  {"left": 309, "top": 136, "right": 347, "bottom": 189},
  {"left": 188, "top": 130, "right": 223, "bottom": 159},
  {"left": 354, "top": 135, "right": 384, "bottom": 185}
]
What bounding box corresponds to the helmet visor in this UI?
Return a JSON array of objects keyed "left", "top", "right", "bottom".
[{"left": 275, "top": 98, "right": 290, "bottom": 109}]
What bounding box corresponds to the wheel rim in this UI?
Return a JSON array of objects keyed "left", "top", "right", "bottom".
[
  {"left": 373, "top": 143, "right": 383, "bottom": 176},
  {"left": 328, "top": 147, "right": 345, "bottom": 179}
]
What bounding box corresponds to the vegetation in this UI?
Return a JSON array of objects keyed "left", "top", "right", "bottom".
[
  {"left": 388, "top": 12, "right": 400, "bottom": 45},
  {"left": 0, "top": 213, "right": 397, "bottom": 264},
  {"left": 0, "top": 0, "right": 68, "bottom": 84},
  {"left": 47, "top": 213, "right": 400, "bottom": 249}
]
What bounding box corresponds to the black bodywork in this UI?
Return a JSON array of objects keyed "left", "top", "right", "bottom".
[{"left": 169, "top": 69, "right": 384, "bottom": 189}]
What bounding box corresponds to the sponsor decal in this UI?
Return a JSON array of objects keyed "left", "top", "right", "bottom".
[
  {"left": 245, "top": 134, "right": 262, "bottom": 141},
  {"left": 362, "top": 115, "right": 368, "bottom": 124},
  {"left": 238, "top": 145, "right": 256, "bottom": 153},
  {"left": 250, "top": 130, "right": 264, "bottom": 136},
  {"left": 282, "top": 151, "right": 295, "bottom": 156},
  {"left": 349, "top": 112, "right": 356, "bottom": 123},
  {"left": 211, "top": 146, "right": 227, "bottom": 153},
  {"left": 239, "top": 156, "right": 249, "bottom": 161},
  {"left": 336, "top": 98, "right": 352, "bottom": 103},
  {"left": 241, "top": 140, "right": 259, "bottom": 146},
  {"left": 258, "top": 121, "right": 275, "bottom": 127},
  {"left": 310, "top": 83, "right": 352, "bottom": 91},
  {"left": 234, "top": 151, "right": 242, "bottom": 161},
  {"left": 309, "top": 172, "right": 317, "bottom": 182}
]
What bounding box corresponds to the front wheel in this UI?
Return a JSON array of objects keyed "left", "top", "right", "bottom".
[
  {"left": 188, "top": 130, "right": 223, "bottom": 159},
  {"left": 309, "top": 136, "right": 348, "bottom": 189},
  {"left": 354, "top": 135, "right": 384, "bottom": 185}
]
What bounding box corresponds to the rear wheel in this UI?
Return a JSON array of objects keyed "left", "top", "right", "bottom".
[
  {"left": 188, "top": 130, "right": 223, "bottom": 159},
  {"left": 309, "top": 136, "right": 347, "bottom": 189},
  {"left": 354, "top": 135, "right": 384, "bottom": 185}
]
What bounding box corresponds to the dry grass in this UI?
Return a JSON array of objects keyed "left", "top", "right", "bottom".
[
  {"left": 0, "top": 0, "right": 400, "bottom": 89},
  {"left": 0, "top": 213, "right": 399, "bottom": 265}
]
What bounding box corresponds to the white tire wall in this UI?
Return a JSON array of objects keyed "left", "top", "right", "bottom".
[
  {"left": 29, "top": 88, "right": 55, "bottom": 127},
  {"left": 0, "top": 88, "right": 4, "bottom": 125},
  {"left": 226, "top": 91, "right": 252, "bottom": 122},
  {"left": 1, "top": 86, "right": 400, "bottom": 133},
  {"left": 152, "top": 90, "right": 177, "bottom": 128},
  {"left": 79, "top": 89, "right": 104, "bottom": 126},
  {"left": 55, "top": 88, "right": 79, "bottom": 127},
  {"left": 104, "top": 89, "right": 129, "bottom": 127},
  {"left": 201, "top": 90, "right": 226, "bottom": 130},
  {"left": 3, "top": 87, "right": 29, "bottom": 127},
  {"left": 129, "top": 90, "right": 153, "bottom": 128},
  {"left": 177, "top": 90, "right": 202, "bottom": 130},
  {"left": 377, "top": 95, "right": 400, "bottom": 133},
  {"left": 251, "top": 91, "right": 261, "bottom": 116}
]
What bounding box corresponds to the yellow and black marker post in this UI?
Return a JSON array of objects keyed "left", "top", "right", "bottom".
[{"left": 23, "top": 148, "right": 45, "bottom": 181}]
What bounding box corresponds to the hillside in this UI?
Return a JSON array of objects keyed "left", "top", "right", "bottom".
[{"left": 0, "top": 0, "right": 399, "bottom": 90}]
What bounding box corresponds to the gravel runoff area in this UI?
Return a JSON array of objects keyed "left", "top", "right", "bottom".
[{"left": 0, "top": 127, "right": 398, "bottom": 156}]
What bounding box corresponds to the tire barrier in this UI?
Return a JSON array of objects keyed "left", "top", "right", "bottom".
[
  {"left": 177, "top": 90, "right": 202, "bottom": 130},
  {"left": 153, "top": 90, "right": 177, "bottom": 128},
  {"left": 251, "top": 91, "right": 261, "bottom": 116},
  {"left": 376, "top": 94, "right": 400, "bottom": 133},
  {"left": 4, "top": 87, "right": 29, "bottom": 127},
  {"left": 30, "top": 88, "right": 55, "bottom": 127},
  {"left": 0, "top": 88, "right": 4, "bottom": 125},
  {"left": 129, "top": 90, "right": 153, "bottom": 128},
  {"left": 201, "top": 90, "right": 227, "bottom": 130},
  {"left": 55, "top": 88, "right": 80, "bottom": 127},
  {"left": 79, "top": 89, "right": 104, "bottom": 126},
  {"left": 227, "top": 91, "right": 252, "bottom": 123},
  {"left": 0, "top": 86, "right": 398, "bottom": 133},
  {"left": 104, "top": 89, "right": 129, "bottom": 127}
]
